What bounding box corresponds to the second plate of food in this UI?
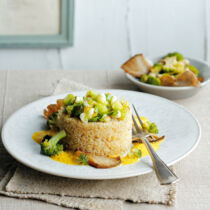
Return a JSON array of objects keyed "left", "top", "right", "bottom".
[
  {"left": 2, "top": 90, "right": 200, "bottom": 179},
  {"left": 123, "top": 53, "right": 210, "bottom": 99}
]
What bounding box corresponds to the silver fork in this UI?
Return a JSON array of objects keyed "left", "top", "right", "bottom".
[{"left": 132, "top": 104, "right": 179, "bottom": 185}]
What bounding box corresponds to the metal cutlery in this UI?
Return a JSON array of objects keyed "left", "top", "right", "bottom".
[{"left": 132, "top": 104, "right": 179, "bottom": 185}]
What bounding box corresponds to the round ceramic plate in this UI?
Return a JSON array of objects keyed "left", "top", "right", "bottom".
[{"left": 2, "top": 90, "right": 201, "bottom": 180}]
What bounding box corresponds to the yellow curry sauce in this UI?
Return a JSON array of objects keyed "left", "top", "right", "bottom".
[{"left": 32, "top": 130, "right": 163, "bottom": 166}]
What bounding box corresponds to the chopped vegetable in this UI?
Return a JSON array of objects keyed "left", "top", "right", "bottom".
[
  {"left": 41, "top": 130, "right": 66, "bottom": 156},
  {"left": 164, "top": 52, "right": 184, "bottom": 61},
  {"left": 63, "top": 94, "right": 76, "bottom": 106},
  {"left": 146, "top": 75, "right": 160, "bottom": 86},
  {"left": 62, "top": 91, "right": 130, "bottom": 122},
  {"left": 132, "top": 148, "right": 142, "bottom": 158},
  {"left": 148, "top": 122, "right": 159, "bottom": 134},
  {"left": 188, "top": 65, "right": 199, "bottom": 76},
  {"left": 141, "top": 117, "right": 159, "bottom": 134},
  {"left": 140, "top": 74, "right": 148, "bottom": 83},
  {"left": 78, "top": 153, "right": 89, "bottom": 165},
  {"left": 47, "top": 112, "right": 59, "bottom": 130},
  {"left": 150, "top": 63, "right": 163, "bottom": 74}
]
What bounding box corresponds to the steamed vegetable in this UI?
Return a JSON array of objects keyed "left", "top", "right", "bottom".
[
  {"left": 146, "top": 75, "right": 160, "bottom": 86},
  {"left": 62, "top": 91, "right": 130, "bottom": 123},
  {"left": 41, "top": 130, "right": 66, "bottom": 156},
  {"left": 188, "top": 65, "right": 199, "bottom": 76},
  {"left": 78, "top": 153, "right": 89, "bottom": 165},
  {"left": 141, "top": 117, "right": 159, "bottom": 134},
  {"left": 138, "top": 52, "right": 202, "bottom": 87},
  {"left": 164, "top": 52, "right": 184, "bottom": 61},
  {"left": 47, "top": 112, "right": 59, "bottom": 130},
  {"left": 148, "top": 122, "right": 159, "bottom": 134},
  {"left": 131, "top": 148, "right": 142, "bottom": 158}
]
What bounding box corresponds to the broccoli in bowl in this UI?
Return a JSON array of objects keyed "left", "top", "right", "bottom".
[{"left": 121, "top": 52, "right": 203, "bottom": 87}]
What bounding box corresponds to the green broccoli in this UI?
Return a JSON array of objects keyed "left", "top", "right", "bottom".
[
  {"left": 164, "top": 52, "right": 184, "bottom": 61},
  {"left": 188, "top": 65, "right": 199, "bottom": 76},
  {"left": 47, "top": 112, "right": 59, "bottom": 130},
  {"left": 63, "top": 94, "right": 76, "bottom": 106},
  {"left": 89, "top": 114, "right": 101, "bottom": 122},
  {"left": 131, "top": 148, "right": 142, "bottom": 158},
  {"left": 65, "top": 105, "right": 74, "bottom": 114},
  {"left": 78, "top": 153, "right": 89, "bottom": 165},
  {"left": 150, "top": 63, "right": 163, "bottom": 74},
  {"left": 146, "top": 75, "right": 160, "bottom": 86},
  {"left": 148, "top": 122, "right": 159, "bottom": 134},
  {"left": 140, "top": 74, "right": 148, "bottom": 83},
  {"left": 71, "top": 103, "right": 84, "bottom": 117},
  {"left": 41, "top": 130, "right": 66, "bottom": 156}
]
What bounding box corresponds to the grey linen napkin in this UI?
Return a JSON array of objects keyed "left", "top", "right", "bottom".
[{"left": 0, "top": 78, "right": 176, "bottom": 209}]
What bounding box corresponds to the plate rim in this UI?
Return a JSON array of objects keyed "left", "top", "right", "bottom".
[{"left": 1, "top": 89, "right": 201, "bottom": 180}]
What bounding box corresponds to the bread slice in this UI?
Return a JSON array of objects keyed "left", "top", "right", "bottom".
[
  {"left": 75, "top": 150, "right": 121, "bottom": 168},
  {"left": 88, "top": 154, "right": 121, "bottom": 168},
  {"left": 160, "top": 75, "right": 175, "bottom": 86},
  {"left": 176, "top": 70, "right": 200, "bottom": 87},
  {"left": 121, "top": 54, "right": 151, "bottom": 77}
]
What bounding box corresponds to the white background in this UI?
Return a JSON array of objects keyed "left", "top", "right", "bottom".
[{"left": 0, "top": 0, "right": 209, "bottom": 71}]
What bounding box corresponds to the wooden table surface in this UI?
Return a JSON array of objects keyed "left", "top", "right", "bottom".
[{"left": 0, "top": 70, "right": 210, "bottom": 210}]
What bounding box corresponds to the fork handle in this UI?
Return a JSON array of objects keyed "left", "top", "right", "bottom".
[{"left": 141, "top": 137, "right": 179, "bottom": 185}]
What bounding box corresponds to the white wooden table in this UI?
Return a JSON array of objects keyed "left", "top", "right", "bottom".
[{"left": 0, "top": 70, "right": 210, "bottom": 210}]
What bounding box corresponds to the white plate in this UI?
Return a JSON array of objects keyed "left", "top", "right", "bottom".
[
  {"left": 125, "top": 57, "right": 210, "bottom": 99},
  {"left": 2, "top": 90, "right": 201, "bottom": 180}
]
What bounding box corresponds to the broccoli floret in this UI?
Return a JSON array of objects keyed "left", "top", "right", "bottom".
[
  {"left": 164, "top": 52, "right": 184, "bottom": 61},
  {"left": 63, "top": 94, "right": 76, "bottom": 106},
  {"left": 65, "top": 105, "right": 74, "bottom": 114},
  {"left": 150, "top": 63, "right": 163, "bottom": 74},
  {"left": 71, "top": 103, "right": 84, "bottom": 117},
  {"left": 131, "top": 148, "right": 142, "bottom": 158},
  {"left": 78, "top": 153, "right": 89, "bottom": 165},
  {"left": 42, "top": 135, "right": 52, "bottom": 143},
  {"left": 47, "top": 112, "right": 59, "bottom": 130},
  {"left": 86, "top": 90, "right": 99, "bottom": 99},
  {"left": 146, "top": 75, "right": 160, "bottom": 86},
  {"left": 148, "top": 122, "right": 159, "bottom": 134},
  {"left": 89, "top": 114, "right": 101, "bottom": 122},
  {"left": 41, "top": 130, "right": 66, "bottom": 156},
  {"left": 188, "top": 65, "right": 199, "bottom": 76},
  {"left": 140, "top": 74, "right": 148, "bottom": 83}
]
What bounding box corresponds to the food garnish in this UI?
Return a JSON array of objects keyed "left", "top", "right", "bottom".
[
  {"left": 41, "top": 130, "right": 66, "bottom": 156},
  {"left": 122, "top": 52, "right": 202, "bottom": 87},
  {"left": 131, "top": 148, "right": 142, "bottom": 158},
  {"left": 78, "top": 153, "right": 89, "bottom": 165},
  {"left": 62, "top": 90, "right": 130, "bottom": 123}
]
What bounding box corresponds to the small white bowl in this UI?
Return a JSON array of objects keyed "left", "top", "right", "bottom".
[{"left": 125, "top": 56, "right": 210, "bottom": 100}]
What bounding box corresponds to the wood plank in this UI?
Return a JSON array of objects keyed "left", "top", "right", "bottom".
[
  {"left": 129, "top": 0, "right": 205, "bottom": 59},
  {"left": 60, "top": 0, "right": 129, "bottom": 71}
]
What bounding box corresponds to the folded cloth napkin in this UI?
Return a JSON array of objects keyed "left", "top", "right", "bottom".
[{"left": 0, "top": 78, "right": 176, "bottom": 210}]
